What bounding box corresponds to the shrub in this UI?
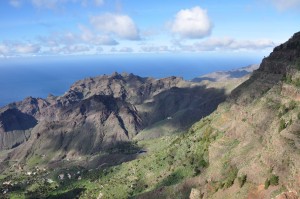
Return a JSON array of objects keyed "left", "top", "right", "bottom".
[
  {"left": 294, "top": 78, "right": 300, "bottom": 87},
  {"left": 283, "top": 74, "right": 292, "bottom": 84},
  {"left": 297, "top": 112, "right": 300, "bottom": 120},
  {"left": 289, "top": 100, "right": 297, "bottom": 110},
  {"left": 265, "top": 175, "right": 279, "bottom": 189},
  {"left": 279, "top": 119, "right": 286, "bottom": 132},
  {"left": 278, "top": 105, "right": 289, "bottom": 117},
  {"left": 238, "top": 174, "right": 247, "bottom": 188},
  {"left": 264, "top": 178, "right": 270, "bottom": 189},
  {"left": 269, "top": 174, "right": 279, "bottom": 186},
  {"left": 221, "top": 166, "right": 238, "bottom": 189},
  {"left": 289, "top": 118, "right": 293, "bottom": 126}
]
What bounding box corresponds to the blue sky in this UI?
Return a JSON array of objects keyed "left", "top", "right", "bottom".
[{"left": 0, "top": 0, "right": 300, "bottom": 58}]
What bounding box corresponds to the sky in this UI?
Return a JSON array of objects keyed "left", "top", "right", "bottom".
[{"left": 0, "top": 0, "right": 300, "bottom": 58}]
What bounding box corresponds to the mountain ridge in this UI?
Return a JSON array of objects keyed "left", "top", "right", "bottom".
[{"left": 0, "top": 69, "right": 248, "bottom": 170}]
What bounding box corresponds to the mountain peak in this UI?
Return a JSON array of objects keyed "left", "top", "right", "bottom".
[{"left": 259, "top": 32, "right": 300, "bottom": 74}]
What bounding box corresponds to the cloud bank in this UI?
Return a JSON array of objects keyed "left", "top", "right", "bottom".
[
  {"left": 175, "top": 37, "right": 275, "bottom": 52},
  {"left": 0, "top": 43, "right": 41, "bottom": 57}
]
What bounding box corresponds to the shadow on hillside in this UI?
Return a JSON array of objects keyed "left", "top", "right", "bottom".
[
  {"left": 137, "top": 85, "right": 227, "bottom": 139},
  {"left": 46, "top": 188, "right": 86, "bottom": 199},
  {"left": 0, "top": 108, "right": 37, "bottom": 131},
  {"left": 39, "top": 130, "right": 143, "bottom": 169}
]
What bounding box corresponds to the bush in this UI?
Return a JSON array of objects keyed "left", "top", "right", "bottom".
[
  {"left": 283, "top": 74, "right": 292, "bottom": 84},
  {"left": 269, "top": 174, "right": 279, "bottom": 186},
  {"left": 264, "top": 178, "right": 270, "bottom": 189},
  {"left": 264, "top": 175, "right": 279, "bottom": 189},
  {"left": 279, "top": 119, "right": 286, "bottom": 132},
  {"left": 238, "top": 174, "right": 247, "bottom": 188},
  {"left": 221, "top": 166, "right": 238, "bottom": 189}
]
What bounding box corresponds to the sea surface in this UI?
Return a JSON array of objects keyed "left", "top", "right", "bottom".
[{"left": 0, "top": 54, "right": 264, "bottom": 107}]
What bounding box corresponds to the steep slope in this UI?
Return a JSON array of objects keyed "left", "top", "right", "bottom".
[{"left": 135, "top": 32, "right": 300, "bottom": 198}]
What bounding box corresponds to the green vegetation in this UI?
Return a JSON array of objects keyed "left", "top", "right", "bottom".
[
  {"left": 106, "top": 141, "right": 140, "bottom": 154},
  {"left": 282, "top": 74, "right": 292, "bottom": 84},
  {"left": 238, "top": 174, "right": 247, "bottom": 188},
  {"left": 269, "top": 174, "right": 279, "bottom": 186},
  {"left": 265, "top": 174, "right": 279, "bottom": 189},
  {"left": 221, "top": 166, "right": 238, "bottom": 188},
  {"left": 293, "top": 78, "right": 300, "bottom": 87},
  {"left": 279, "top": 119, "right": 286, "bottom": 132},
  {"left": 1, "top": 117, "right": 225, "bottom": 199},
  {"left": 282, "top": 73, "right": 300, "bottom": 88},
  {"left": 265, "top": 178, "right": 271, "bottom": 189},
  {"left": 289, "top": 100, "right": 297, "bottom": 110}
]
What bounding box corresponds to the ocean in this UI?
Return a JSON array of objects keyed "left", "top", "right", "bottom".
[{"left": 0, "top": 53, "right": 264, "bottom": 107}]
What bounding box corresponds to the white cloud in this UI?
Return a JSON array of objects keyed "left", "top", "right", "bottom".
[
  {"left": 110, "top": 47, "right": 117, "bottom": 52},
  {"left": 15, "top": 44, "right": 41, "bottom": 54},
  {"left": 119, "top": 47, "right": 133, "bottom": 52},
  {"left": 269, "top": 0, "right": 300, "bottom": 10},
  {"left": 141, "top": 45, "right": 171, "bottom": 53},
  {"left": 109, "top": 47, "right": 134, "bottom": 53},
  {"left": 79, "top": 25, "right": 118, "bottom": 45},
  {"left": 38, "top": 32, "right": 78, "bottom": 45},
  {"left": 90, "top": 13, "right": 140, "bottom": 40},
  {"left": 30, "top": 0, "right": 104, "bottom": 9},
  {"left": 45, "top": 44, "right": 91, "bottom": 55},
  {"left": 0, "top": 43, "right": 40, "bottom": 56},
  {"left": 175, "top": 37, "right": 275, "bottom": 52},
  {"left": 9, "top": 0, "right": 22, "bottom": 7},
  {"left": 62, "top": 45, "right": 90, "bottom": 54},
  {"left": 96, "top": 47, "right": 103, "bottom": 52},
  {"left": 0, "top": 45, "right": 9, "bottom": 56},
  {"left": 93, "top": 35, "right": 118, "bottom": 45},
  {"left": 171, "top": 6, "right": 212, "bottom": 39}
]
